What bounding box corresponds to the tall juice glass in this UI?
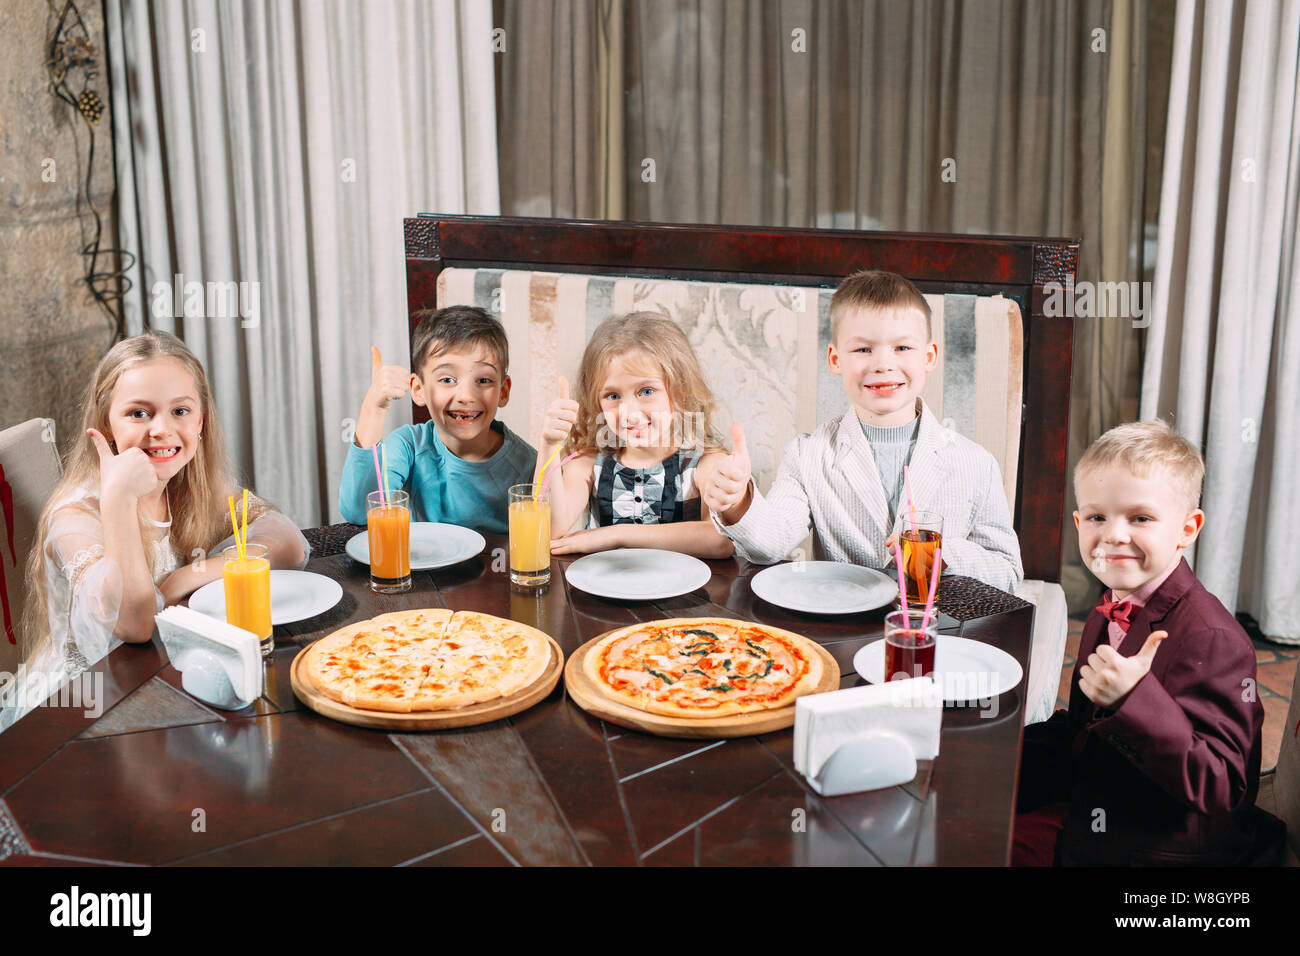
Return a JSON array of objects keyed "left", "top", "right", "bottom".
[
  {"left": 367, "top": 489, "right": 411, "bottom": 593},
  {"left": 900, "top": 510, "right": 944, "bottom": 605},
  {"left": 509, "top": 483, "right": 550, "bottom": 590},
  {"left": 223, "top": 542, "right": 273, "bottom": 658}
]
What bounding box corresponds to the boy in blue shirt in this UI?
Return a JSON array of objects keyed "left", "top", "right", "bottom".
[{"left": 338, "top": 306, "right": 536, "bottom": 534}]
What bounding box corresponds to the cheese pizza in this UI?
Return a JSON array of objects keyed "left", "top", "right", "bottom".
[
  {"left": 583, "top": 617, "right": 823, "bottom": 718},
  {"left": 305, "top": 609, "right": 552, "bottom": 713}
]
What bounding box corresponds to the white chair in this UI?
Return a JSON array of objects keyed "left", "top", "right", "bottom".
[{"left": 0, "top": 418, "right": 63, "bottom": 675}]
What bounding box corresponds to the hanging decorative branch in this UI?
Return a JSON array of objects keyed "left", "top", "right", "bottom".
[{"left": 46, "top": 0, "right": 134, "bottom": 343}]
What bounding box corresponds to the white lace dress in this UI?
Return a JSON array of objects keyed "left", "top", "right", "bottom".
[{"left": 0, "top": 485, "right": 309, "bottom": 732}]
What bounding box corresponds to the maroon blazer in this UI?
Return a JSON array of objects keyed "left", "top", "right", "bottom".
[{"left": 1018, "top": 557, "right": 1264, "bottom": 865}]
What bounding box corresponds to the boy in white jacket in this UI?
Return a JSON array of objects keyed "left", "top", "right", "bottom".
[{"left": 702, "top": 271, "right": 1023, "bottom": 594}]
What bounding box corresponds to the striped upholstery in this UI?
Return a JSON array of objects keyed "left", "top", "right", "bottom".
[{"left": 436, "top": 268, "right": 1024, "bottom": 510}]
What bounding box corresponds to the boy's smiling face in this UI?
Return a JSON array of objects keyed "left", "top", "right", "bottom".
[
  {"left": 411, "top": 343, "right": 510, "bottom": 457},
  {"left": 1074, "top": 462, "right": 1204, "bottom": 599},
  {"left": 828, "top": 304, "right": 937, "bottom": 427}
]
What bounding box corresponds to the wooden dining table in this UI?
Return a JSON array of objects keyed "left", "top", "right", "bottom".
[{"left": 0, "top": 526, "right": 1035, "bottom": 867}]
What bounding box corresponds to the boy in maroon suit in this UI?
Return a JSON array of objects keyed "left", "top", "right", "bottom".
[{"left": 1014, "top": 420, "right": 1266, "bottom": 865}]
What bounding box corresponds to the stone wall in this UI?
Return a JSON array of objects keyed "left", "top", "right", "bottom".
[{"left": 0, "top": 0, "right": 118, "bottom": 456}]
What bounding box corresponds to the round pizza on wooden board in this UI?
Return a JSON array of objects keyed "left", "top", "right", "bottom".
[
  {"left": 577, "top": 617, "right": 830, "bottom": 719},
  {"left": 298, "top": 608, "right": 553, "bottom": 715}
]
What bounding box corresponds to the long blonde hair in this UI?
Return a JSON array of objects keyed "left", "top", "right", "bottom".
[
  {"left": 19, "top": 332, "right": 270, "bottom": 664},
  {"left": 567, "top": 312, "right": 725, "bottom": 456}
]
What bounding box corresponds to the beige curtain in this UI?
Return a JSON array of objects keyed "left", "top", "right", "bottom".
[
  {"left": 106, "top": 0, "right": 500, "bottom": 528},
  {"left": 498, "top": 0, "right": 1167, "bottom": 608},
  {"left": 1143, "top": 0, "right": 1300, "bottom": 641}
]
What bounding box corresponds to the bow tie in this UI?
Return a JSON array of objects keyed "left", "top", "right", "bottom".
[{"left": 1096, "top": 594, "right": 1136, "bottom": 633}]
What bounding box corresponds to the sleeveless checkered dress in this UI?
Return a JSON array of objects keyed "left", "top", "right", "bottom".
[{"left": 589, "top": 449, "right": 703, "bottom": 527}]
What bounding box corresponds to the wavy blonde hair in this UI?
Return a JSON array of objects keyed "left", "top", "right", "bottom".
[
  {"left": 19, "top": 332, "right": 271, "bottom": 665},
  {"left": 566, "top": 312, "right": 725, "bottom": 456}
]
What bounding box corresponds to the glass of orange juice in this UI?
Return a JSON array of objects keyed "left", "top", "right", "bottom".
[
  {"left": 223, "top": 542, "right": 273, "bottom": 658},
  {"left": 509, "top": 483, "right": 550, "bottom": 590},
  {"left": 367, "top": 489, "right": 411, "bottom": 593}
]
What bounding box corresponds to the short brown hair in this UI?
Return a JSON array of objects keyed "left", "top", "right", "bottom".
[
  {"left": 1075, "top": 419, "right": 1205, "bottom": 513},
  {"left": 410, "top": 306, "right": 509, "bottom": 376},
  {"left": 830, "top": 270, "right": 932, "bottom": 341}
]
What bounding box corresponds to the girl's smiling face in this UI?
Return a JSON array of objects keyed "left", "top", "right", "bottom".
[
  {"left": 598, "top": 352, "right": 674, "bottom": 449},
  {"left": 105, "top": 358, "right": 204, "bottom": 486}
]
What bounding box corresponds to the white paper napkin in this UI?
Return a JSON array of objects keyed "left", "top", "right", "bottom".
[
  {"left": 155, "top": 605, "right": 263, "bottom": 707},
  {"left": 794, "top": 677, "right": 943, "bottom": 782}
]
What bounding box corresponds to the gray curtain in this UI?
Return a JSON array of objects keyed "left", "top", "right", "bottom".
[
  {"left": 106, "top": 0, "right": 501, "bottom": 528},
  {"left": 1143, "top": 0, "right": 1300, "bottom": 642},
  {"left": 498, "top": 0, "right": 1169, "bottom": 608}
]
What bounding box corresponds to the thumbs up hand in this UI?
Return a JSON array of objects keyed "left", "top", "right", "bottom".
[
  {"left": 87, "top": 428, "right": 159, "bottom": 503},
  {"left": 541, "top": 376, "right": 580, "bottom": 448},
  {"left": 702, "top": 423, "right": 753, "bottom": 522},
  {"left": 365, "top": 346, "right": 412, "bottom": 411},
  {"left": 1078, "top": 630, "right": 1169, "bottom": 708}
]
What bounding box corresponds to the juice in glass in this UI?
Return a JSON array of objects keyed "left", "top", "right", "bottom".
[
  {"left": 223, "top": 542, "right": 273, "bottom": 658},
  {"left": 900, "top": 511, "right": 944, "bottom": 604},
  {"left": 367, "top": 489, "right": 411, "bottom": 592},
  {"left": 509, "top": 483, "right": 550, "bottom": 589},
  {"left": 883, "top": 609, "right": 938, "bottom": 681}
]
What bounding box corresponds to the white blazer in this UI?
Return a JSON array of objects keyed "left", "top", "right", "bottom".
[{"left": 716, "top": 400, "right": 1024, "bottom": 593}]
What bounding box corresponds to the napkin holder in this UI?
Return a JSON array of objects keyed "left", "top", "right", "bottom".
[
  {"left": 155, "top": 606, "right": 263, "bottom": 710},
  {"left": 795, "top": 677, "right": 942, "bottom": 797}
]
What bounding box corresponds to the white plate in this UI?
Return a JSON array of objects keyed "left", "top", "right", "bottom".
[
  {"left": 345, "top": 523, "right": 486, "bottom": 570},
  {"left": 750, "top": 561, "right": 897, "bottom": 615},
  {"left": 189, "top": 570, "right": 344, "bottom": 626},
  {"left": 853, "top": 635, "right": 1023, "bottom": 704},
  {"left": 564, "top": 548, "right": 712, "bottom": 601}
]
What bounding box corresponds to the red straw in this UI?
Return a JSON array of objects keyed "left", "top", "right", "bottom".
[
  {"left": 371, "top": 443, "right": 386, "bottom": 506},
  {"left": 920, "top": 547, "right": 942, "bottom": 631},
  {"left": 893, "top": 541, "right": 909, "bottom": 619}
]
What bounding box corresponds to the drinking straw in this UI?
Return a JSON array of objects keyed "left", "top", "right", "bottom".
[
  {"left": 228, "top": 496, "right": 244, "bottom": 561},
  {"left": 538, "top": 451, "right": 583, "bottom": 501},
  {"left": 893, "top": 541, "right": 909, "bottom": 619},
  {"left": 904, "top": 464, "right": 918, "bottom": 536},
  {"left": 241, "top": 488, "right": 249, "bottom": 558},
  {"left": 920, "top": 547, "right": 942, "bottom": 632},
  {"left": 535, "top": 443, "right": 565, "bottom": 492},
  {"left": 380, "top": 443, "right": 391, "bottom": 502},
  {"left": 371, "top": 444, "right": 385, "bottom": 506}
]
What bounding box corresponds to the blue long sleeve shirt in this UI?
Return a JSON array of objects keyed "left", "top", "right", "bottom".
[{"left": 338, "top": 420, "right": 536, "bottom": 534}]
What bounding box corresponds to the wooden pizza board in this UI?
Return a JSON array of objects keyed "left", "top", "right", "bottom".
[
  {"left": 290, "top": 636, "right": 563, "bottom": 731},
  {"left": 564, "top": 629, "right": 840, "bottom": 739}
]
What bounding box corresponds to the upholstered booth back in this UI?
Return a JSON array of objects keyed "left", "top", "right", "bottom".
[{"left": 438, "top": 267, "right": 1024, "bottom": 512}]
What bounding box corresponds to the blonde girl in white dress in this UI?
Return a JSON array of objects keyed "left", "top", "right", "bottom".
[{"left": 1, "top": 332, "right": 308, "bottom": 731}]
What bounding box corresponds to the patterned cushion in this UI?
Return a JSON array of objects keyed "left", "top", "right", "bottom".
[
  {"left": 0, "top": 419, "right": 62, "bottom": 674},
  {"left": 436, "top": 268, "right": 1023, "bottom": 510}
]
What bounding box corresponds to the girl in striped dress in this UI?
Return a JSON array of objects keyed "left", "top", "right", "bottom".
[{"left": 539, "top": 313, "right": 735, "bottom": 559}]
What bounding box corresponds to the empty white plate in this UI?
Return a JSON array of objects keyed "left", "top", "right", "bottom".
[
  {"left": 189, "top": 570, "right": 344, "bottom": 626},
  {"left": 853, "top": 635, "right": 1023, "bottom": 704},
  {"left": 345, "top": 523, "right": 486, "bottom": 570},
  {"left": 750, "top": 561, "right": 897, "bottom": 615},
  {"left": 564, "top": 548, "right": 712, "bottom": 601}
]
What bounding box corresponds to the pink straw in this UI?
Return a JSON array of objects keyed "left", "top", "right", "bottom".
[
  {"left": 920, "top": 547, "right": 942, "bottom": 631},
  {"left": 371, "top": 443, "right": 386, "bottom": 506},
  {"left": 538, "top": 451, "right": 583, "bottom": 500},
  {"left": 893, "top": 541, "right": 909, "bottom": 619},
  {"left": 904, "top": 464, "right": 918, "bottom": 536}
]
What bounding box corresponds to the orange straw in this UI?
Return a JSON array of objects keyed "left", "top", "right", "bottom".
[
  {"left": 904, "top": 464, "right": 918, "bottom": 536},
  {"left": 920, "top": 547, "right": 942, "bottom": 631}
]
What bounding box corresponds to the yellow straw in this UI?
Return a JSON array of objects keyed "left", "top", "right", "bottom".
[
  {"left": 535, "top": 445, "right": 564, "bottom": 498},
  {"left": 241, "top": 488, "right": 249, "bottom": 559},
  {"left": 228, "top": 496, "right": 243, "bottom": 561}
]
